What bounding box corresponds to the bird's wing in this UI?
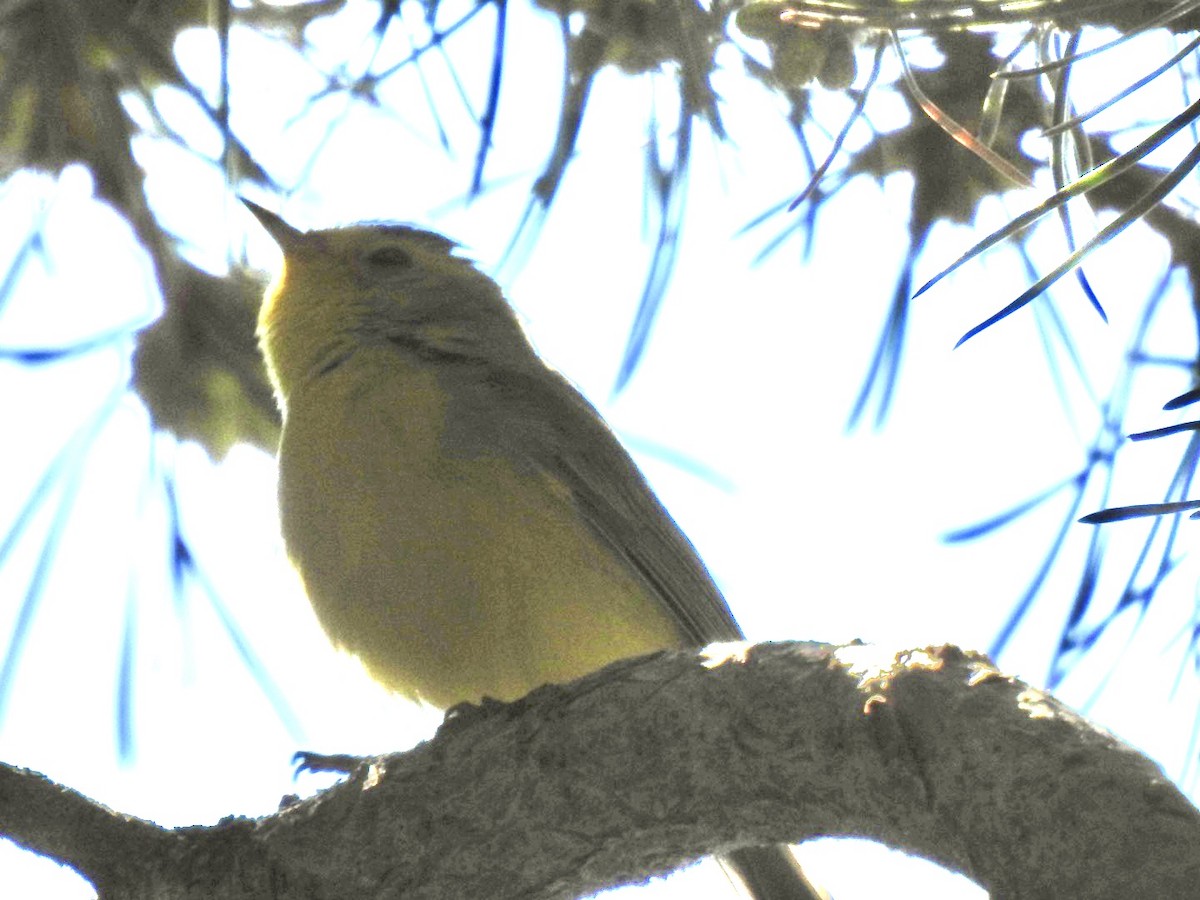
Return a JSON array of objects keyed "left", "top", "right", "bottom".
[{"left": 448, "top": 361, "right": 745, "bottom": 646}]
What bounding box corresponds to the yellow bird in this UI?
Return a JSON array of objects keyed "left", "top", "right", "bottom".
[{"left": 243, "top": 200, "right": 821, "bottom": 900}]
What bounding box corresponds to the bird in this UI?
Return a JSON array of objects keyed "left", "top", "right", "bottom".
[{"left": 243, "top": 198, "right": 822, "bottom": 900}]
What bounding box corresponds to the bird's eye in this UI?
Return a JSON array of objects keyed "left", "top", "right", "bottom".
[{"left": 364, "top": 246, "right": 413, "bottom": 268}]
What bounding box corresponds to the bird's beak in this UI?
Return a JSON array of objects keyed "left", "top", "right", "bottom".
[{"left": 241, "top": 198, "right": 305, "bottom": 251}]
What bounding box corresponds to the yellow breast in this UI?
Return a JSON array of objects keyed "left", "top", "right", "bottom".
[{"left": 278, "top": 347, "right": 681, "bottom": 708}]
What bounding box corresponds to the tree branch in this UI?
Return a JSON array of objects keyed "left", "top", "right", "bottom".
[{"left": 3, "top": 641, "right": 1197, "bottom": 898}]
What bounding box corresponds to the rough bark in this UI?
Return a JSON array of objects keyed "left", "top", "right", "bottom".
[{"left": 3, "top": 641, "right": 1197, "bottom": 899}]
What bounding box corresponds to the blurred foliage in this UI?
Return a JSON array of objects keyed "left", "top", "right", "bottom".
[
  {"left": 736, "top": 2, "right": 856, "bottom": 89},
  {"left": 0, "top": 0, "right": 337, "bottom": 457},
  {"left": 840, "top": 29, "right": 1046, "bottom": 426},
  {"left": 4, "top": 0, "right": 1199, "bottom": 457},
  {"left": 133, "top": 264, "right": 279, "bottom": 457}
]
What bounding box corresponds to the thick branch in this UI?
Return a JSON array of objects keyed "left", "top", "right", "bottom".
[{"left": 3, "top": 641, "right": 1197, "bottom": 898}]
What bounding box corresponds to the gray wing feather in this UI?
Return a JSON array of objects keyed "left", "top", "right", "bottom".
[{"left": 444, "top": 360, "right": 744, "bottom": 645}]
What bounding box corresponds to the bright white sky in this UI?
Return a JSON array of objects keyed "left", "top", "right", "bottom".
[{"left": 2, "top": 2, "right": 1199, "bottom": 897}]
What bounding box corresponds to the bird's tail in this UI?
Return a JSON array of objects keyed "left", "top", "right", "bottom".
[{"left": 723, "top": 845, "right": 829, "bottom": 900}]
